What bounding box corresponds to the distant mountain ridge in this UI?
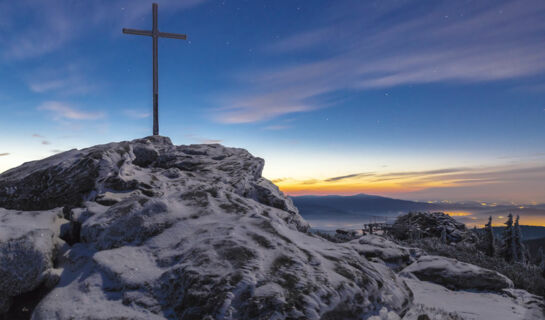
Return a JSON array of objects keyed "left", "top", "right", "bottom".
[{"left": 292, "top": 193, "right": 439, "bottom": 218}]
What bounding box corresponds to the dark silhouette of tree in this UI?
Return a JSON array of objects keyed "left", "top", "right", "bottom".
[
  {"left": 538, "top": 247, "right": 545, "bottom": 278},
  {"left": 514, "top": 215, "right": 527, "bottom": 264},
  {"left": 502, "top": 213, "right": 515, "bottom": 262},
  {"left": 484, "top": 216, "right": 496, "bottom": 257}
]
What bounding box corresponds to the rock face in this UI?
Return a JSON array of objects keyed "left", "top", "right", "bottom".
[
  {"left": 390, "top": 212, "right": 475, "bottom": 243},
  {"left": 0, "top": 208, "right": 65, "bottom": 314},
  {"left": 0, "top": 136, "right": 412, "bottom": 319},
  {"left": 401, "top": 255, "right": 514, "bottom": 292}
]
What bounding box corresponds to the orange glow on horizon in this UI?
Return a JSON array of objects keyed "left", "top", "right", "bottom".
[
  {"left": 275, "top": 177, "right": 457, "bottom": 197},
  {"left": 444, "top": 211, "right": 473, "bottom": 217}
]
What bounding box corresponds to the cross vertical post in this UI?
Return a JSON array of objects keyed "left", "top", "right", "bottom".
[
  {"left": 122, "top": 3, "right": 187, "bottom": 136},
  {"left": 152, "top": 3, "right": 159, "bottom": 135}
]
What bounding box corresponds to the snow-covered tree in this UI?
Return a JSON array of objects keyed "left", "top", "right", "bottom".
[
  {"left": 538, "top": 247, "right": 545, "bottom": 277},
  {"left": 513, "top": 215, "right": 526, "bottom": 264},
  {"left": 502, "top": 214, "right": 516, "bottom": 262},
  {"left": 440, "top": 226, "right": 447, "bottom": 244},
  {"left": 483, "top": 216, "right": 495, "bottom": 257}
]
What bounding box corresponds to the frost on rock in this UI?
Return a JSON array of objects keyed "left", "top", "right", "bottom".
[
  {"left": 350, "top": 235, "right": 418, "bottom": 269},
  {"left": 0, "top": 136, "right": 413, "bottom": 319},
  {"left": 0, "top": 208, "right": 64, "bottom": 313},
  {"left": 401, "top": 255, "right": 513, "bottom": 292}
]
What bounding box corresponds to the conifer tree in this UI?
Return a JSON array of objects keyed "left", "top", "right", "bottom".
[
  {"left": 538, "top": 247, "right": 545, "bottom": 277},
  {"left": 484, "top": 216, "right": 495, "bottom": 257},
  {"left": 502, "top": 213, "right": 515, "bottom": 262},
  {"left": 514, "top": 215, "right": 526, "bottom": 264}
]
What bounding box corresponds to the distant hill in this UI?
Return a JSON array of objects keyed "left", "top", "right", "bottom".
[{"left": 292, "top": 193, "right": 438, "bottom": 220}]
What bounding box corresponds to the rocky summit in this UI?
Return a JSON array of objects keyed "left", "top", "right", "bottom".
[
  {"left": 0, "top": 136, "right": 410, "bottom": 320},
  {"left": 1, "top": 136, "right": 543, "bottom": 320}
]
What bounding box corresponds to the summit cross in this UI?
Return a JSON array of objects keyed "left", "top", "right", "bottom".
[{"left": 123, "top": 3, "right": 187, "bottom": 136}]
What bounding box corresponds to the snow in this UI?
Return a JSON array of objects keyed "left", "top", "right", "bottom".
[
  {"left": 401, "top": 255, "right": 513, "bottom": 291},
  {"left": 350, "top": 235, "right": 417, "bottom": 269},
  {"left": 0, "top": 208, "right": 64, "bottom": 242},
  {"left": 0, "top": 208, "right": 65, "bottom": 313},
  {"left": 404, "top": 278, "right": 544, "bottom": 320}
]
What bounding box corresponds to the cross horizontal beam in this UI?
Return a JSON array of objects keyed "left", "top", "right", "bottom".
[
  {"left": 122, "top": 28, "right": 187, "bottom": 40},
  {"left": 157, "top": 31, "right": 187, "bottom": 40},
  {"left": 122, "top": 28, "right": 152, "bottom": 36}
]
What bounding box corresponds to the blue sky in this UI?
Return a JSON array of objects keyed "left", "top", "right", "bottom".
[{"left": 1, "top": 0, "right": 545, "bottom": 203}]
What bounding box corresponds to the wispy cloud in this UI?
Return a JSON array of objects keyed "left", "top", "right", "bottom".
[
  {"left": 32, "top": 133, "right": 44, "bottom": 138},
  {"left": 0, "top": 153, "right": 9, "bottom": 157},
  {"left": 184, "top": 133, "right": 223, "bottom": 145},
  {"left": 0, "top": 0, "right": 206, "bottom": 61},
  {"left": 26, "top": 63, "right": 96, "bottom": 95},
  {"left": 214, "top": 99, "right": 313, "bottom": 124},
  {"left": 123, "top": 109, "right": 151, "bottom": 119},
  {"left": 215, "top": 0, "right": 545, "bottom": 123},
  {"left": 263, "top": 124, "right": 292, "bottom": 131},
  {"left": 201, "top": 139, "right": 222, "bottom": 144},
  {"left": 38, "top": 101, "right": 105, "bottom": 120},
  {"left": 263, "top": 27, "right": 336, "bottom": 53},
  {"left": 325, "top": 173, "right": 375, "bottom": 182},
  {"left": 41, "top": 140, "right": 51, "bottom": 145}
]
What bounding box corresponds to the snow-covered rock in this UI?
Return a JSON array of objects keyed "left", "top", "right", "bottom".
[
  {"left": 0, "top": 136, "right": 413, "bottom": 319},
  {"left": 401, "top": 255, "right": 513, "bottom": 292},
  {"left": 367, "top": 307, "right": 401, "bottom": 320},
  {"left": 0, "top": 208, "right": 65, "bottom": 313},
  {"left": 404, "top": 278, "right": 544, "bottom": 320},
  {"left": 391, "top": 212, "right": 476, "bottom": 243},
  {"left": 350, "top": 235, "right": 418, "bottom": 269}
]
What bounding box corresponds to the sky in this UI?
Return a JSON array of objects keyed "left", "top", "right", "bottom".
[{"left": 0, "top": 0, "right": 544, "bottom": 204}]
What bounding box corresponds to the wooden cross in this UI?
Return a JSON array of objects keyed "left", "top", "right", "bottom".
[{"left": 123, "top": 3, "right": 187, "bottom": 136}]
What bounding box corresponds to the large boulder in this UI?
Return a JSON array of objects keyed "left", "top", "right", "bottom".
[
  {"left": 0, "top": 208, "right": 64, "bottom": 313},
  {"left": 401, "top": 255, "right": 513, "bottom": 292},
  {"left": 0, "top": 136, "right": 413, "bottom": 319},
  {"left": 349, "top": 235, "right": 418, "bottom": 269}
]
